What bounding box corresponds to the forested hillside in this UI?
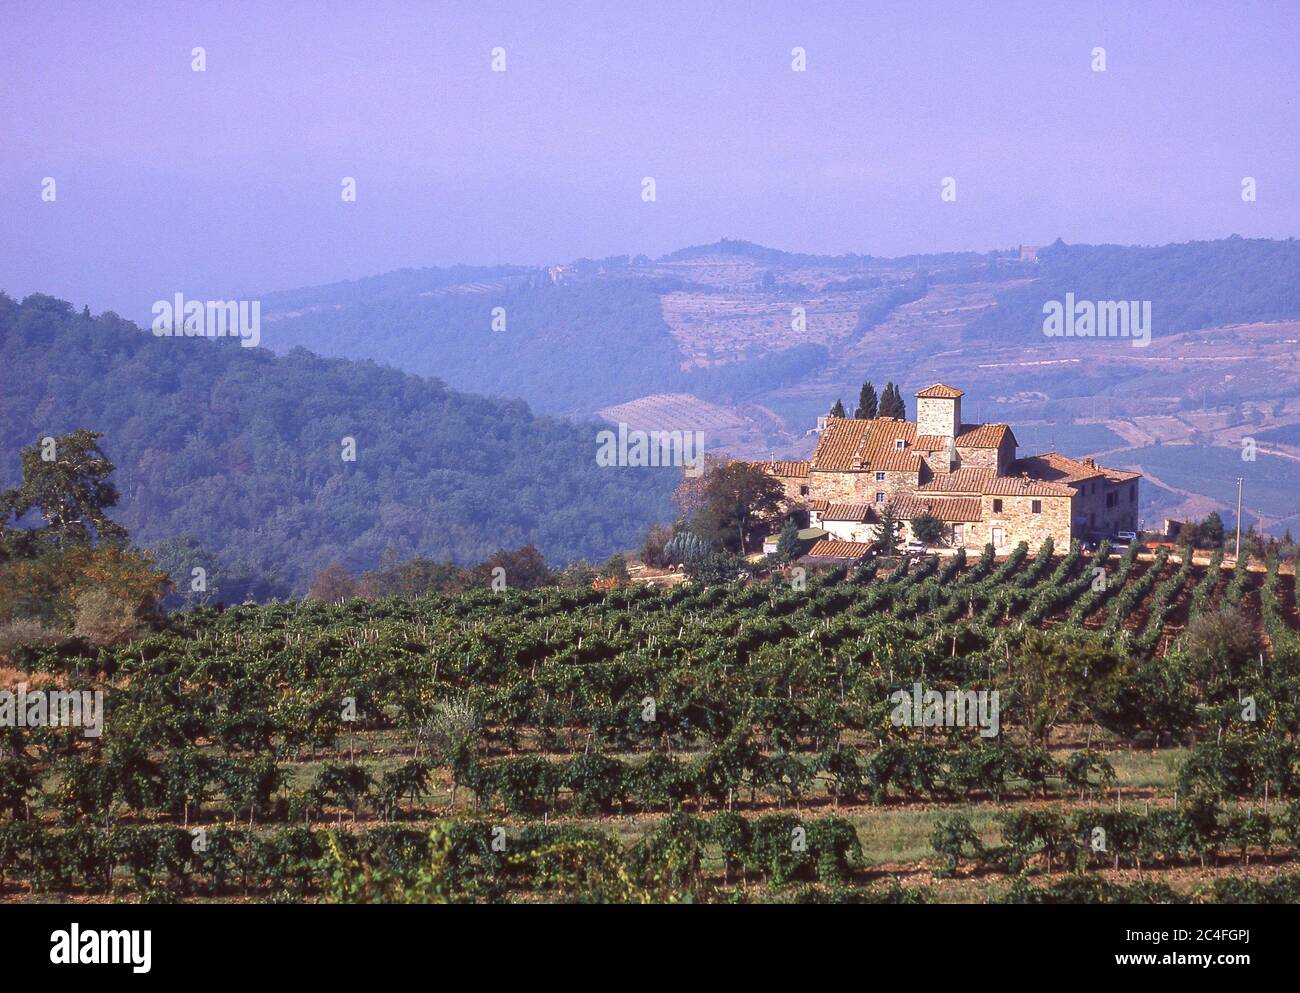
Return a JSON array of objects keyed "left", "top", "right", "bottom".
[
  {"left": 961, "top": 236, "right": 1300, "bottom": 342},
  {"left": 0, "top": 293, "right": 677, "bottom": 599},
  {"left": 263, "top": 275, "right": 692, "bottom": 416},
  {"left": 262, "top": 273, "right": 832, "bottom": 417}
]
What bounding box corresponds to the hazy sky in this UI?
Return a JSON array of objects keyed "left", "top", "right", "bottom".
[{"left": 1, "top": 0, "right": 1296, "bottom": 317}]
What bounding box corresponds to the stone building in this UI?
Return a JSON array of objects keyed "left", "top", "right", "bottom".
[{"left": 756, "top": 384, "right": 1140, "bottom": 552}]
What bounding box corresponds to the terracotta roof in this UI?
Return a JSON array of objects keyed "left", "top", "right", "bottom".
[
  {"left": 760, "top": 459, "right": 809, "bottom": 478},
  {"left": 821, "top": 503, "right": 874, "bottom": 522},
  {"left": 1013, "top": 452, "right": 1104, "bottom": 484},
  {"left": 913, "top": 434, "right": 955, "bottom": 452},
  {"left": 809, "top": 418, "right": 868, "bottom": 470},
  {"left": 918, "top": 468, "right": 997, "bottom": 493},
  {"left": 1099, "top": 465, "right": 1142, "bottom": 483},
  {"left": 809, "top": 417, "right": 922, "bottom": 472},
  {"left": 955, "top": 423, "right": 1013, "bottom": 449},
  {"left": 915, "top": 424, "right": 1012, "bottom": 450},
  {"left": 1013, "top": 452, "right": 1140, "bottom": 486},
  {"left": 890, "top": 495, "right": 983, "bottom": 522},
  {"left": 803, "top": 539, "right": 874, "bottom": 561},
  {"left": 915, "top": 384, "right": 965, "bottom": 399},
  {"left": 921, "top": 466, "right": 1075, "bottom": 498},
  {"left": 807, "top": 499, "right": 830, "bottom": 512},
  {"left": 980, "top": 476, "right": 1078, "bottom": 497}
]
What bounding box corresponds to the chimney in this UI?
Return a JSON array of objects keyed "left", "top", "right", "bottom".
[{"left": 1082, "top": 456, "right": 1096, "bottom": 467}]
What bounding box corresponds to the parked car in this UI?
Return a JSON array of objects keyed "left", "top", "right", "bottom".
[
  {"left": 1116, "top": 531, "right": 1137, "bottom": 543},
  {"left": 904, "top": 541, "right": 928, "bottom": 554}
]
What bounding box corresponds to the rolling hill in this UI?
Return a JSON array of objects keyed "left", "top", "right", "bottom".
[
  {"left": 0, "top": 293, "right": 678, "bottom": 600},
  {"left": 248, "top": 236, "right": 1300, "bottom": 534}
]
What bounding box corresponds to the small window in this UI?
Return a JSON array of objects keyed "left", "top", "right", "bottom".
[
  {"left": 875, "top": 471, "right": 886, "bottom": 482},
  {"left": 1031, "top": 499, "right": 1042, "bottom": 514},
  {"left": 875, "top": 491, "right": 886, "bottom": 504},
  {"left": 894, "top": 439, "right": 905, "bottom": 450},
  {"left": 799, "top": 485, "right": 809, "bottom": 496},
  {"left": 1130, "top": 484, "right": 1137, "bottom": 503},
  {"left": 992, "top": 498, "right": 1003, "bottom": 513},
  {"left": 952, "top": 524, "right": 964, "bottom": 544},
  {"left": 1106, "top": 492, "right": 1117, "bottom": 508}
]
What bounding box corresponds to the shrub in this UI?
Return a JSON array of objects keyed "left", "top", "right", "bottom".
[
  {"left": 930, "top": 814, "right": 984, "bottom": 877},
  {"left": 0, "top": 619, "right": 65, "bottom": 661},
  {"left": 745, "top": 814, "right": 810, "bottom": 885},
  {"left": 807, "top": 817, "right": 862, "bottom": 883},
  {"left": 639, "top": 523, "right": 674, "bottom": 568},
  {"left": 708, "top": 811, "right": 751, "bottom": 883},
  {"left": 72, "top": 587, "right": 144, "bottom": 645}
]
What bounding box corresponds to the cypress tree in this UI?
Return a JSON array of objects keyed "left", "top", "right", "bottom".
[
  {"left": 875, "top": 500, "right": 904, "bottom": 555},
  {"left": 879, "top": 383, "right": 906, "bottom": 419},
  {"left": 855, "top": 382, "right": 879, "bottom": 419},
  {"left": 775, "top": 517, "right": 803, "bottom": 563}
]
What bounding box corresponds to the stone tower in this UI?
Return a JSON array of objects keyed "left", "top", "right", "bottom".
[
  {"left": 915, "top": 384, "right": 963, "bottom": 473},
  {"left": 915, "top": 383, "right": 963, "bottom": 439}
]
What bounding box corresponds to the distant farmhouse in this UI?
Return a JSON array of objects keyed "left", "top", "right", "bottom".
[{"left": 756, "top": 384, "right": 1140, "bottom": 556}]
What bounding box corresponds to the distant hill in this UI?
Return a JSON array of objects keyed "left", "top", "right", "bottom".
[
  {"left": 0, "top": 293, "right": 678, "bottom": 599},
  {"left": 94, "top": 236, "right": 1300, "bottom": 541},
  {"left": 258, "top": 263, "right": 534, "bottom": 313},
  {"left": 262, "top": 276, "right": 690, "bottom": 417},
  {"left": 657, "top": 238, "right": 871, "bottom": 268},
  {"left": 961, "top": 236, "right": 1300, "bottom": 342},
  {"left": 261, "top": 272, "right": 834, "bottom": 418},
  {"left": 254, "top": 237, "right": 1300, "bottom": 438}
]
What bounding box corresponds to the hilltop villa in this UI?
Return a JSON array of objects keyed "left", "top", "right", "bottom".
[{"left": 757, "top": 384, "right": 1140, "bottom": 555}]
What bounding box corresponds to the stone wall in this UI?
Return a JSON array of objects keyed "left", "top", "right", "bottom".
[
  {"left": 820, "top": 518, "right": 877, "bottom": 543},
  {"left": 997, "top": 435, "right": 1018, "bottom": 475},
  {"left": 1072, "top": 479, "right": 1105, "bottom": 535},
  {"left": 1070, "top": 478, "right": 1140, "bottom": 536},
  {"left": 1099, "top": 479, "right": 1139, "bottom": 533},
  {"left": 974, "top": 493, "right": 1073, "bottom": 552},
  {"left": 956, "top": 446, "right": 999, "bottom": 470},
  {"left": 815, "top": 517, "right": 962, "bottom": 549},
  {"left": 917, "top": 396, "right": 960, "bottom": 439},
  {"left": 921, "top": 449, "right": 955, "bottom": 476},
  {"left": 808, "top": 468, "right": 919, "bottom": 505},
  {"left": 769, "top": 472, "right": 811, "bottom": 507}
]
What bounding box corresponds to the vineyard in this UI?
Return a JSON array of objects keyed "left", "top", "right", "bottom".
[{"left": 4, "top": 541, "right": 1300, "bottom": 903}]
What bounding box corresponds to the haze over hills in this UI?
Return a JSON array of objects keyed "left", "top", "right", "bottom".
[
  {"left": 257, "top": 235, "right": 1300, "bottom": 535},
  {"left": 0, "top": 293, "right": 678, "bottom": 600},
  {"left": 5, "top": 234, "right": 1298, "bottom": 607}
]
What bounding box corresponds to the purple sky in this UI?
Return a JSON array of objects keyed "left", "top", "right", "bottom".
[{"left": 1, "top": 0, "right": 1296, "bottom": 318}]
